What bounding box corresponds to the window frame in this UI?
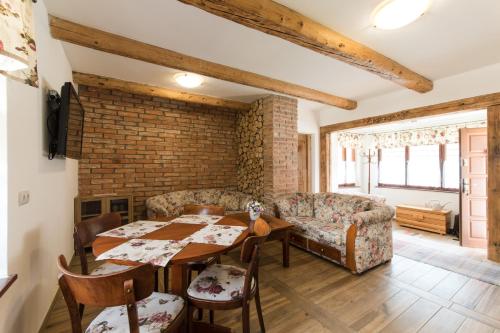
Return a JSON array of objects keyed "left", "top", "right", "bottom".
[
  {"left": 338, "top": 147, "right": 357, "bottom": 188},
  {"left": 377, "top": 144, "right": 459, "bottom": 193}
]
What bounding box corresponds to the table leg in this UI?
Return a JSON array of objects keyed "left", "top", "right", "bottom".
[
  {"left": 170, "top": 264, "right": 188, "bottom": 297},
  {"left": 282, "top": 231, "right": 290, "bottom": 268}
]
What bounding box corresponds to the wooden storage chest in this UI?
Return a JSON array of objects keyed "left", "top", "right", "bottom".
[{"left": 396, "top": 204, "right": 451, "bottom": 235}]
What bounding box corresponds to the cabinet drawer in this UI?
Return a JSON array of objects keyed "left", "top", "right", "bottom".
[
  {"left": 308, "top": 239, "right": 341, "bottom": 262},
  {"left": 290, "top": 232, "right": 307, "bottom": 248}
]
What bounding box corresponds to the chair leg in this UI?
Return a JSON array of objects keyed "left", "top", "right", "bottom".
[
  {"left": 197, "top": 308, "right": 203, "bottom": 321},
  {"left": 216, "top": 255, "right": 221, "bottom": 264},
  {"left": 209, "top": 310, "right": 214, "bottom": 324},
  {"left": 187, "top": 304, "right": 195, "bottom": 333},
  {"left": 154, "top": 270, "right": 159, "bottom": 292},
  {"left": 255, "top": 285, "right": 265, "bottom": 332},
  {"left": 163, "top": 266, "right": 169, "bottom": 293},
  {"left": 242, "top": 303, "right": 250, "bottom": 333}
]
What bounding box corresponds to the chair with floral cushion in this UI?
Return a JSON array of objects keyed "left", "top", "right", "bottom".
[
  {"left": 187, "top": 217, "right": 271, "bottom": 333},
  {"left": 73, "top": 213, "right": 131, "bottom": 277},
  {"left": 57, "top": 255, "right": 186, "bottom": 333}
]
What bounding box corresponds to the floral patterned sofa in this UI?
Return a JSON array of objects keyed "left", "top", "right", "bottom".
[
  {"left": 275, "top": 192, "right": 394, "bottom": 274},
  {"left": 146, "top": 189, "right": 255, "bottom": 218}
]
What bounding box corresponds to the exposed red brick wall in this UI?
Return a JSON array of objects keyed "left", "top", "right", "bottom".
[
  {"left": 78, "top": 85, "right": 238, "bottom": 218},
  {"left": 262, "top": 95, "right": 298, "bottom": 202}
]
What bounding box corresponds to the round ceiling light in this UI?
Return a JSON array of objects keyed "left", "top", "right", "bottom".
[
  {"left": 174, "top": 73, "right": 203, "bottom": 88},
  {"left": 372, "top": 0, "right": 431, "bottom": 30}
]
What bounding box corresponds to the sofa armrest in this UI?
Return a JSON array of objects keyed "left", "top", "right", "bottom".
[{"left": 352, "top": 205, "right": 394, "bottom": 228}]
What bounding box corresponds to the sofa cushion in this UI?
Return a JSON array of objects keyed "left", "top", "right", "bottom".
[
  {"left": 275, "top": 194, "right": 298, "bottom": 217},
  {"left": 313, "top": 193, "right": 371, "bottom": 221},
  {"left": 165, "top": 190, "right": 196, "bottom": 216},
  {"left": 219, "top": 191, "right": 241, "bottom": 211},
  {"left": 238, "top": 194, "right": 253, "bottom": 211},
  {"left": 297, "top": 193, "right": 314, "bottom": 217},
  {"left": 286, "top": 216, "right": 345, "bottom": 251},
  {"left": 194, "top": 189, "right": 222, "bottom": 205}
]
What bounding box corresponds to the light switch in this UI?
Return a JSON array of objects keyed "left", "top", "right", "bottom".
[{"left": 18, "top": 191, "right": 30, "bottom": 206}]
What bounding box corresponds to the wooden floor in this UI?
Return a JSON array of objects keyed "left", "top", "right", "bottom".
[{"left": 42, "top": 241, "right": 500, "bottom": 333}]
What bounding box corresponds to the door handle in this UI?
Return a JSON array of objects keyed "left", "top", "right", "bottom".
[{"left": 462, "top": 179, "right": 469, "bottom": 195}]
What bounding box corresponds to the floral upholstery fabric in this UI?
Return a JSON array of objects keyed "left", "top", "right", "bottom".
[
  {"left": 275, "top": 192, "right": 394, "bottom": 273},
  {"left": 146, "top": 189, "right": 253, "bottom": 218},
  {"left": 90, "top": 262, "right": 130, "bottom": 276},
  {"left": 219, "top": 191, "right": 241, "bottom": 211},
  {"left": 287, "top": 217, "right": 345, "bottom": 255},
  {"left": 194, "top": 189, "right": 222, "bottom": 205},
  {"left": 187, "top": 264, "right": 254, "bottom": 302},
  {"left": 85, "top": 292, "right": 184, "bottom": 333},
  {"left": 296, "top": 193, "right": 314, "bottom": 217}
]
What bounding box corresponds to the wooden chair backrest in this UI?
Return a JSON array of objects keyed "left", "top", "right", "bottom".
[
  {"left": 240, "top": 217, "right": 271, "bottom": 264},
  {"left": 57, "top": 255, "right": 155, "bottom": 333},
  {"left": 183, "top": 204, "right": 225, "bottom": 216},
  {"left": 73, "top": 212, "right": 121, "bottom": 275}
]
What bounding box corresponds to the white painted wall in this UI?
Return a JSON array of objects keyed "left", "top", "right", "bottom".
[
  {"left": 297, "top": 107, "right": 320, "bottom": 192},
  {"left": 319, "top": 62, "right": 500, "bottom": 126},
  {"left": 0, "top": 1, "right": 78, "bottom": 332},
  {"left": 0, "top": 76, "right": 7, "bottom": 278}
]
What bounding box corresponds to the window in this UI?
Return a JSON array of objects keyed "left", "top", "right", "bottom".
[
  {"left": 378, "top": 143, "right": 459, "bottom": 191},
  {"left": 407, "top": 144, "right": 441, "bottom": 187},
  {"left": 337, "top": 146, "right": 357, "bottom": 186},
  {"left": 378, "top": 147, "right": 406, "bottom": 185}
]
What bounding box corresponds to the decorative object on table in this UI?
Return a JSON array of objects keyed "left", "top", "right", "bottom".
[
  {"left": 170, "top": 214, "right": 223, "bottom": 225},
  {"left": 184, "top": 224, "right": 247, "bottom": 246},
  {"left": 0, "top": 0, "right": 38, "bottom": 86},
  {"left": 97, "top": 220, "right": 170, "bottom": 239},
  {"left": 424, "top": 200, "right": 450, "bottom": 211},
  {"left": 246, "top": 200, "right": 264, "bottom": 221},
  {"left": 96, "top": 239, "right": 188, "bottom": 267}
]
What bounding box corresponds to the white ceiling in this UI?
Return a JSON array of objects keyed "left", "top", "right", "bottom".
[{"left": 44, "top": 0, "right": 500, "bottom": 111}]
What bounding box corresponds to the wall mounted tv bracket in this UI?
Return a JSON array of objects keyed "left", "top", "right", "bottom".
[{"left": 47, "top": 90, "right": 61, "bottom": 160}]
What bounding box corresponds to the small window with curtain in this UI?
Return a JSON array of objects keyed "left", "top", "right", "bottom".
[{"left": 338, "top": 146, "right": 357, "bottom": 187}]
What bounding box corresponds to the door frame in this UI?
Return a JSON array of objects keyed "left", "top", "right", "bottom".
[{"left": 298, "top": 133, "right": 312, "bottom": 192}]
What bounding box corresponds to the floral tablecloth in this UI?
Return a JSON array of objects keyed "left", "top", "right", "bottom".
[
  {"left": 97, "top": 221, "right": 170, "bottom": 239},
  {"left": 184, "top": 225, "right": 247, "bottom": 246},
  {"left": 169, "top": 214, "right": 224, "bottom": 225},
  {"left": 95, "top": 239, "right": 188, "bottom": 267}
]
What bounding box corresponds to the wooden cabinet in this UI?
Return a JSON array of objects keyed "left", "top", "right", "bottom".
[
  {"left": 396, "top": 204, "right": 451, "bottom": 235},
  {"left": 74, "top": 194, "right": 134, "bottom": 225}
]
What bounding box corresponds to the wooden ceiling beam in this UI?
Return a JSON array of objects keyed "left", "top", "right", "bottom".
[
  {"left": 320, "top": 92, "right": 500, "bottom": 134},
  {"left": 73, "top": 72, "right": 251, "bottom": 111},
  {"left": 179, "top": 0, "right": 433, "bottom": 93},
  {"left": 50, "top": 15, "right": 356, "bottom": 110}
]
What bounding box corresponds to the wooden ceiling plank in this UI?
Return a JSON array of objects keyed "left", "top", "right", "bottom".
[
  {"left": 50, "top": 15, "right": 357, "bottom": 110},
  {"left": 320, "top": 92, "right": 500, "bottom": 133},
  {"left": 73, "top": 72, "right": 251, "bottom": 111},
  {"left": 178, "top": 0, "right": 433, "bottom": 93}
]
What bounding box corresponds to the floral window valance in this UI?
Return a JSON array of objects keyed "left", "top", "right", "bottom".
[
  {"left": 0, "top": 0, "right": 38, "bottom": 87},
  {"left": 338, "top": 121, "right": 486, "bottom": 149}
]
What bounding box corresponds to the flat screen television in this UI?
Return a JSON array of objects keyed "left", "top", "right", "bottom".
[{"left": 47, "top": 82, "right": 85, "bottom": 160}]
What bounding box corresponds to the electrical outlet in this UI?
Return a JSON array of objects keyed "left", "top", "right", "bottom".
[{"left": 18, "top": 191, "right": 30, "bottom": 206}]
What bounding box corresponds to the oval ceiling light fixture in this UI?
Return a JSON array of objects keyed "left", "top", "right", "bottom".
[
  {"left": 372, "top": 0, "right": 432, "bottom": 30},
  {"left": 174, "top": 72, "right": 203, "bottom": 88}
]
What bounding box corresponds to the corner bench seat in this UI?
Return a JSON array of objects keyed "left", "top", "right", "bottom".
[
  {"left": 146, "top": 189, "right": 255, "bottom": 218},
  {"left": 275, "top": 192, "right": 394, "bottom": 274}
]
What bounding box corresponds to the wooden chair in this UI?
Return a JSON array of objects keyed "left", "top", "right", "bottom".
[
  {"left": 186, "top": 217, "right": 271, "bottom": 333},
  {"left": 57, "top": 255, "right": 186, "bottom": 333},
  {"left": 181, "top": 205, "right": 224, "bottom": 284},
  {"left": 73, "top": 212, "right": 130, "bottom": 276},
  {"left": 183, "top": 204, "right": 225, "bottom": 216}
]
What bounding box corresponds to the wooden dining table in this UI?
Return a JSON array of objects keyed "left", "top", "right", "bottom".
[{"left": 92, "top": 214, "right": 251, "bottom": 297}]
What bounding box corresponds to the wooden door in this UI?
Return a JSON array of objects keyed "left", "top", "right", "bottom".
[
  {"left": 298, "top": 134, "right": 311, "bottom": 192},
  {"left": 460, "top": 127, "right": 488, "bottom": 248}
]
